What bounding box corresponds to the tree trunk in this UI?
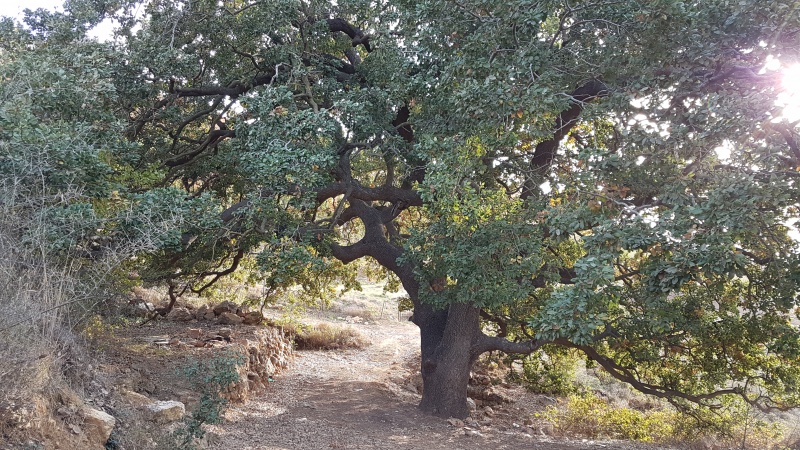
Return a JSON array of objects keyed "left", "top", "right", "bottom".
[
  {"left": 416, "top": 303, "right": 480, "bottom": 419},
  {"left": 332, "top": 230, "right": 484, "bottom": 419}
]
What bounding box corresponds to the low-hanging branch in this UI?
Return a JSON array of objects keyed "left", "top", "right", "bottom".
[
  {"left": 576, "top": 344, "right": 792, "bottom": 413},
  {"left": 168, "top": 95, "right": 225, "bottom": 153},
  {"left": 190, "top": 248, "right": 246, "bottom": 295}
]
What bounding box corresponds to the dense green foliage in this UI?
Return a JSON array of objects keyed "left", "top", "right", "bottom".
[{"left": 3, "top": 0, "right": 800, "bottom": 416}]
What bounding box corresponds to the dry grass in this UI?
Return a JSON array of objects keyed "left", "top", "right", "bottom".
[
  {"left": 0, "top": 229, "right": 80, "bottom": 442},
  {"left": 0, "top": 178, "right": 161, "bottom": 446},
  {"left": 290, "top": 322, "right": 370, "bottom": 350}
]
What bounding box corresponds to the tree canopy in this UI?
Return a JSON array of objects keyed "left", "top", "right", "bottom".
[{"left": 2, "top": 0, "right": 800, "bottom": 419}]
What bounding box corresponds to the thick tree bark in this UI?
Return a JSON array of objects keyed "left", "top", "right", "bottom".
[
  {"left": 416, "top": 303, "right": 481, "bottom": 418},
  {"left": 333, "top": 219, "right": 482, "bottom": 418}
]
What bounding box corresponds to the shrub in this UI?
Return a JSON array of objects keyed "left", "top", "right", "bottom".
[
  {"left": 291, "top": 322, "right": 369, "bottom": 350},
  {"left": 540, "top": 392, "right": 788, "bottom": 448},
  {"left": 670, "top": 398, "right": 787, "bottom": 450},
  {"left": 540, "top": 392, "right": 676, "bottom": 442},
  {"left": 165, "top": 351, "right": 246, "bottom": 449},
  {"left": 509, "top": 346, "right": 580, "bottom": 396},
  {"left": 0, "top": 30, "right": 187, "bottom": 445}
]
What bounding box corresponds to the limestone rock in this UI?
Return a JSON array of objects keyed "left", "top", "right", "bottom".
[
  {"left": 218, "top": 327, "right": 233, "bottom": 339},
  {"left": 483, "top": 386, "right": 512, "bottom": 403},
  {"left": 218, "top": 312, "right": 244, "bottom": 325},
  {"left": 194, "top": 305, "right": 210, "bottom": 320},
  {"left": 467, "top": 385, "right": 513, "bottom": 405},
  {"left": 242, "top": 311, "right": 263, "bottom": 325},
  {"left": 119, "top": 389, "right": 151, "bottom": 408},
  {"left": 447, "top": 418, "right": 464, "bottom": 427},
  {"left": 81, "top": 406, "right": 115, "bottom": 447},
  {"left": 465, "top": 428, "right": 484, "bottom": 437},
  {"left": 187, "top": 328, "right": 203, "bottom": 339},
  {"left": 146, "top": 400, "right": 185, "bottom": 424},
  {"left": 166, "top": 306, "right": 193, "bottom": 322},
  {"left": 219, "top": 326, "right": 294, "bottom": 402},
  {"left": 213, "top": 301, "right": 238, "bottom": 316}
]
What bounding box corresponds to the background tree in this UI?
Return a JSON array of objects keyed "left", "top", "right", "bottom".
[{"left": 6, "top": 0, "right": 800, "bottom": 420}]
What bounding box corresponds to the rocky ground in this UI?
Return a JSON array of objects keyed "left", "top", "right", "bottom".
[
  {"left": 207, "top": 313, "right": 676, "bottom": 450},
  {"left": 10, "top": 284, "right": 795, "bottom": 449}
]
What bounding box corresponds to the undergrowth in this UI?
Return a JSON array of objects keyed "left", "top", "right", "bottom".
[
  {"left": 288, "top": 322, "right": 369, "bottom": 350},
  {"left": 159, "top": 350, "right": 245, "bottom": 449},
  {"left": 539, "top": 392, "right": 788, "bottom": 449},
  {"left": 507, "top": 346, "right": 580, "bottom": 396},
  {"left": 539, "top": 392, "right": 676, "bottom": 442}
]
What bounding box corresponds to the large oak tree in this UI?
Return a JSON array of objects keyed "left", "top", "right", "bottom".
[{"left": 4, "top": 0, "right": 800, "bottom": 419}]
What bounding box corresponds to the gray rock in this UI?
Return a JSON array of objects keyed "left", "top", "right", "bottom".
[
  {"left": 465, "top": 428, "right": 484, "bottom": 437},
  {"left": 236, "top": 305, "right": 253, "bottom": 316},
  {"left": 218, "top": 327, "right": 234, "bottom": 338},
  {"left": 213, "top": 301, "right": 238, "bottom": 316},
  {"left": 146, "top": 400, "right": 185, "bottom": 424},
  {"left": 166, "top": 306, "right": 193, "bottom": 322},
  {"left": 194, "top": 305, "right": 210, "bottom": 320},
  {"left": 119, "top": 389, "right": 151, "bottom": 408},
  {"left": 81, "top": 406, "right": 115, "bottom": 446},
  {"left": 242, "top": 311, "right": 263, "bottom": 325},
  {"left": 218, "top": 312, "right": 244, "bottom": 325},
  {"left": 447, "top": 418, "right": 464, "bottom": 427}
]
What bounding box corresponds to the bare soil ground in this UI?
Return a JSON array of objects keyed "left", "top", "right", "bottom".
[{"left": 207, "top": 312, "right": 675, "bottom": 450}]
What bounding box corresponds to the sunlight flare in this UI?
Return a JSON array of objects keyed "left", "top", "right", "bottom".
[{"left": 779, "top": 63, "right": 800, "bottom": 121}]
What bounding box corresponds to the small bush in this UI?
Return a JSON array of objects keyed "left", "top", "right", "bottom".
[
  {"left": 540, "top": 392, "right": 676, "bottom": 442},
  {"left": 162, "top": 351, "right": 245, "bottom": 449},
  {"left": 671, "top": 398, "right": 787, "bottom": 450},
  {"left": 540, "top": 392, "right": 788, "bottom": 448},
  {"left": 509, "top": 346, "right": 580, "bottom": 396},
  {"left": 291, "top": 322, "right": 369, "bottom": 350}
]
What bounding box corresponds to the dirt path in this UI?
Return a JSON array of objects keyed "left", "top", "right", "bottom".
[{"left": 209, "top": 318, "right": 671, "bottom": 450}]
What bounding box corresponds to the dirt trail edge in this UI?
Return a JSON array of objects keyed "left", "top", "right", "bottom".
[{"left": 209, "top": 318, "right": 672, "bottom": 450}]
